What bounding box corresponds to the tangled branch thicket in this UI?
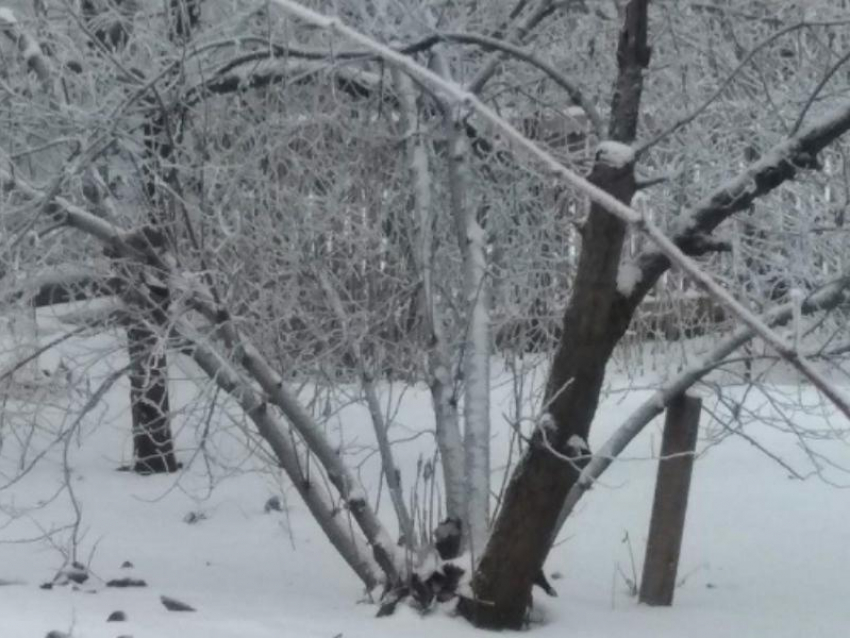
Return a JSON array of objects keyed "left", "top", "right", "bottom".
[{"left": 0, "top": 0, "right": 849, "bottom": 627}]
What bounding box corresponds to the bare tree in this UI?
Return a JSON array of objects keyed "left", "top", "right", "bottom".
[{"left": 2, "top": 0, "right": 850, "bottom": 628}]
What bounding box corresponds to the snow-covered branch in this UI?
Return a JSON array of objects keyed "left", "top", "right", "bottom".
[
  {"left": 630, "top": 102, "right": 850, "bottom": 304},
  {"left": 264, "top": 0, "right": 850, "bottom": 421},
  {"left": 466, "top": 0, "right": 567, "bottom": 94},
  {"left": 552, "top": 273, "right": 850, "bottom": 541},
  {"left": 184, "top": 330, "right": 382, "bottom": 589}
]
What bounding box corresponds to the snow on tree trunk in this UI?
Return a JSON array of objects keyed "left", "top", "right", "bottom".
[{"left": 552, "top": 274, "right": 850, "bottom": 541}]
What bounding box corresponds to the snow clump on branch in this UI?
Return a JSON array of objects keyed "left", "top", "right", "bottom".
[{"left": 595, "top": 141, "right": 635, "bottom": 169}]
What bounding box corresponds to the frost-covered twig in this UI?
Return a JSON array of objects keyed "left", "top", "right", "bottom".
[
  {"left": 316, "top": 269, "right": 416, "bottom": 551},
  {"left": 432, "top": 47, "right": 492, "bottom": 560},
  {"left": 0, "top": 8, "right": 51, "bottom": 88},
  {"left": 263, "top": 0, "right": 850, "bottom": 420},
  {"left": 635, "top": 19, "right": 850, "bottom": 156},
  {"left": 435, "top": 32, "right": 602, "bottom": 134},
  {"left": 551, "top": 274, "right": 850, "bottom": 542},
  {"left": 0, "top": 364, "right": 129, "bottom": 491},
  {"left": 2, "top": 168, "right": 404, "bottom": 585},
  {"left": 791, "top": 47, "right": 850, "bottom": 136},
  {"left": 184, "top": 332, "right": 381, "bottom": 589},
  {"left": 0, "top": 326, "right": 87, "bottom": 385},
  {"left": 466, "top": 0, "right": 564, "bottom": 94}
]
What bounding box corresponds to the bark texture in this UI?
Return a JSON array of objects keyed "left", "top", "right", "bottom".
[
  {"left": 639, "top": 393, "right": 701, "bottom": 606},
  {"left": 129, "top": 320, "right": 178, "bottom": 474},
  {"left": 458, "top": 1, "right": 650, "bottom": 627}
]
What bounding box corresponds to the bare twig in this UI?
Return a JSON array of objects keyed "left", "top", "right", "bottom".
[{"left": 265, "top": 0, "right": 850, "bottom": 419}]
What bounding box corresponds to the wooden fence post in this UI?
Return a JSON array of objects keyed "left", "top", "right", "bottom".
[{"left": 639, "top": 392, "right": 701, "bottom": 606}]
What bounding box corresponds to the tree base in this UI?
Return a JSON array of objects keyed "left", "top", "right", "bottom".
[
  {"left": 456, "top": 594, "right": 528, "bottom": 630},
  {"left": 133, "top": 455, "right": 181, "bottom": 474}
]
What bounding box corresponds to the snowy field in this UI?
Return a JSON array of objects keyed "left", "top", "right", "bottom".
[{"left": 1, "top": 306, "right": 849, "bottom": 638}]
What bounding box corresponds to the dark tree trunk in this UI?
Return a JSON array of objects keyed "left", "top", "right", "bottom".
[
  {"left": 126, "top": 0, "right": 202, "bottom": 474},
  {"left": 125, "top": 199, "right": 177, "bottom": 474},
  {"left": 78, "top": 0, "right": 181, "bottom": 475},
  {"left": 127, "top": 217, "right": 179, "bottom": 474},
  {"left": 129, "top": 324, "right": 178, "bottom": 474},
  {"left": 458, "top": 1, "right": 651, "bottom": 628}
]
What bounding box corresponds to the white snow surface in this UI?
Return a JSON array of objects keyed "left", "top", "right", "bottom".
[{"left": 1, "top": 306, "right": 849, "bottom": 637}]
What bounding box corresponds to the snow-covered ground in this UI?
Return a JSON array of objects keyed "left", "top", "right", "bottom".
[{"left": 1, "top": 307, "right": 848, "bottom": 637}]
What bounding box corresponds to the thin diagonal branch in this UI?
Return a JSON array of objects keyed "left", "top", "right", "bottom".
[{"left": 266, "top": 0, "right": 850, "bottom": 420}]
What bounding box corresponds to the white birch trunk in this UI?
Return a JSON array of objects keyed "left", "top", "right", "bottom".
[
  {"left": 433, "top": 52, "right": 492, "bottom": 559},
  {"left": 9, "top": 188, "right": 404, "bottom": 583},
  {"left": 8, "top": 302, "right": 39, "bottom": 383},
  {"left": 393, "top": 70, "right": 466, "bottom": 524},
  {"left": 361, "top": 372, "right": 417, "bottom": 549},
  {"left": 230, "top": 336, "right": 403, "bottom": 583},
  {"left": 452, "top": 123, "right": 492, "bottom": 559},
  {"left": 186, "top": 332, "right": 381, "bottom": 589}
]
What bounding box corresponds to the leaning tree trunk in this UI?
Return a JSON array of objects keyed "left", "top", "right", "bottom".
[
  {"left": 394, "top": 69, "right": 467, "bottom": 523},
  {"left": 458, "top": 1, "right": 650, "bottom": 628}
]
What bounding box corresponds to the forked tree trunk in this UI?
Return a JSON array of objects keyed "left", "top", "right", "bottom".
[
  {"left": 434, "top": 48, "right": 492, "bottom": 557},
  {"left": 458, "top": 1, "right": 650, "bottom": 628},
  {"left": 393, "top": 70, "right": 466, "bottom": 523}
]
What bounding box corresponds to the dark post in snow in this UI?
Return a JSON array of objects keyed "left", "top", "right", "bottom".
[{"left": 639, "top": 392, "right": 701, "bottom": 606}]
